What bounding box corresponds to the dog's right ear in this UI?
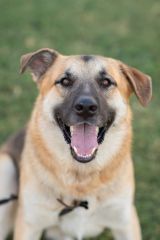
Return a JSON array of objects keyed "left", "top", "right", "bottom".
[{"left": 20, "top": 48, "right": 58, "bottom": 83}]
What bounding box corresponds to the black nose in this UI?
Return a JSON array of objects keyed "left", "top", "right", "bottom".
[{"left": 74, "top": 96, "right": 98, "bottom": 118}]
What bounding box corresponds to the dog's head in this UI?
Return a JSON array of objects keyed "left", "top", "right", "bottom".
[{"left": 20, "top": 48, "right": 152, "bottom": 164}]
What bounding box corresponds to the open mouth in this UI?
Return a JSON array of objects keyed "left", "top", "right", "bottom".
[{"left": 56, "top": 117, "right": 109, "bottom": 163}]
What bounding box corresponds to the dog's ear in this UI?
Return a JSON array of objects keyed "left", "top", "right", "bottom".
[
  {"left": 120, "top": 63, "right": 152, "bottom": 106},
  {"left": 20, "top": 48, "right": 58, "bottom": 83}
]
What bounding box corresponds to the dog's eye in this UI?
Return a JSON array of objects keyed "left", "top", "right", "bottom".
[
  {"left": 60, "top": 78, "right": 73, "bottom": 87},
  {"left": 99, "top": 78, "right": 112, "bottom": 88}
]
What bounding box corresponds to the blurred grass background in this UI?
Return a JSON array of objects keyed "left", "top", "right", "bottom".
[{"left": 0, "top": 0, "right": 159, "bottom": 239}]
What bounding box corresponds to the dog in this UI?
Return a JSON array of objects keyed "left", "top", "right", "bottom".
[{"left": 0, "top": 48, "right": 152, "bottom": 240}]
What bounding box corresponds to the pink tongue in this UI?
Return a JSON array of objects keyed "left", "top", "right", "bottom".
[{"left": 71, "top": 124, "right": 98, "bottom": 156}]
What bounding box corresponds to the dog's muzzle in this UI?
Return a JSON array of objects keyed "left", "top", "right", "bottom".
[{"left": 55, "top": 95, "right": 115, "bottom": 163}]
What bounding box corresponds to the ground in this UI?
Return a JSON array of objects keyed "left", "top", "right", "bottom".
[{"left": 0, "top": 0, "right": 159, "bottom": 239}]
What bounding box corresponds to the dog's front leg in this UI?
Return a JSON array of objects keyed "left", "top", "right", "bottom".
[
  {"left": 14, "top": 206, "right": 43, "bottom": 240},
  {"left": 111, "top": 206, "right": 141, "bottom": 240}
]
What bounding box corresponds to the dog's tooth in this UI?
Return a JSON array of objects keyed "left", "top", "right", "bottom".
[
  {"left": 96, "top": 127, "right": 99, "bottom": 134},
  {"left": 91, "top": 147, "right": 96, "bottom": 155},
  {"left": 70, "top": 126, "right": 74, "bottom": 135},
  {"left": 73, "top": 146, "right": 78, "bottom": 154}
]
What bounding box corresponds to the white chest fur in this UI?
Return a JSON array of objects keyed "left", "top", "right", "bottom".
[
  {"left": 22, "top": 178, "right": 132, "bottom": 240},
  {"left": 58, "top": 191, "right": 132, "bottom": 240}
]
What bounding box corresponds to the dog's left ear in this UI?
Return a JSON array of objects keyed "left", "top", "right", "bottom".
[
  {"left": 20, "top": 48, "right": 58, "bottom": 83},
  {"left": 120, "top": 63, "right": 152, "bottom": 106}
]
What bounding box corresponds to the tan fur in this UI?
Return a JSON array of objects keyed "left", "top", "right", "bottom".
[{"left": 0, "top": 49, "right": 152, "bottom": 240}]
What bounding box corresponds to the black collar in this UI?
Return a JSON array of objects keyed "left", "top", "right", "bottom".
[
  {"left": 0, "top": 195, "right": 89, "bottom": 218},
  {"left": 57, "top": 198, "right": 89, "bottom": 217},
  {"left": 0, "top": 194, "right": 18, "bottom": 205}
]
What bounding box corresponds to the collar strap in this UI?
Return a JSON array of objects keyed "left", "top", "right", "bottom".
[
  {"left": 57, "top": 198, "right": 89, "bottom": 217},
  {"left": 0, "top": 194, "right": 18, "bottom": 205}
]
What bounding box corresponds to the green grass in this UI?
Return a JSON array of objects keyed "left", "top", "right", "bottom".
[{"left": 0, "top": 0, "right": 160, "bottom": 239}]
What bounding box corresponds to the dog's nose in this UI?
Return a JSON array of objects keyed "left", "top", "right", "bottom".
[{"left": 74, "top": 96, "right": 98, "bottom": 118}]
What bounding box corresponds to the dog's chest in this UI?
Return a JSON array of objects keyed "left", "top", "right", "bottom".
[
  {"left": 23, "top": 177, "right": 131, "bottom": 240},
  {"left": 59, "top": 201, "right": 104, "bottom": 239},
  {"left": 57, "top": 193, "right": 129, "bottom": 239}
]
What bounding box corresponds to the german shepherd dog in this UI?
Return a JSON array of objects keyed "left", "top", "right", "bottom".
[{"left": 0, "top": 49, "right": 152, "bottom": 240}]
